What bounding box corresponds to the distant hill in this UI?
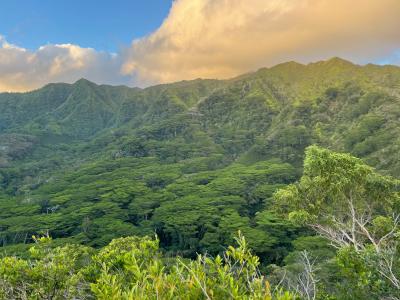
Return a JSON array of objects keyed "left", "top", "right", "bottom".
[{"left": 1, "top": 58, "right": 400, "bottom": 257}]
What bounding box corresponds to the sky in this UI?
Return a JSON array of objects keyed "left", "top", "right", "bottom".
[
  {"left": 1, "top": 0, "right": 400, "bottom": 92},
  {"left": 0, "top": 0, "right": 172, "bottom": 52}
]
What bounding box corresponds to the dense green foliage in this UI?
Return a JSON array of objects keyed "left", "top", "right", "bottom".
[
  {"left": 1, "top": 147, "right": 399, "bottom": 299},
  {"left": 0, "top": 233, "right": 295, "bottom": 299},
  {"left": 1, "top": 58, "right": 400, "bottom": 298}
]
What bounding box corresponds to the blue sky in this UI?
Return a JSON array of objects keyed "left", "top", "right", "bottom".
[
  {"left": 0, "top": 0, "right": 172, "bottom": 51},
  {"left": 0, "top": 0, "right": 399, "bottom": 92}
]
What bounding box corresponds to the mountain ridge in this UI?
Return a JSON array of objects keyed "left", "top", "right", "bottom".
[
  {"left": 1, "top": 56, "right": 400, "bottom": 257},
  {"left": 2, "top": 57, "right": 398, "bottom": 96}
]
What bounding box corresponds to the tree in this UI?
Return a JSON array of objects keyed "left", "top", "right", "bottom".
[
  {"left": 274, "top": 146, "right": 400, "bottom": 297},
  {"left": 286, "top": 251, "right": 319, "bottom": 300}
]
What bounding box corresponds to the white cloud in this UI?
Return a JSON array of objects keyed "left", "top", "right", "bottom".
[
  {"left": 0, "top": 36, "right": 129, "bottom": 92},
  {"left": 122, "top": 0, "right": 400, "bottom": 85},
  {"left": 1, "top": 0, "right": 400, "bottom": 92}
]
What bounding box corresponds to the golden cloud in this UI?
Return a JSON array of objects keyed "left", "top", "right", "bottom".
[
  {"left": 1, "top": 0, "right": 400, "bottom": 92},
  {"left": 122, "top": 0, "right": 400, "bottom": 85}
]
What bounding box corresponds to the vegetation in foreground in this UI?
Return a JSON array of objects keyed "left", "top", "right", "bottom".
[
  {"left": 1, "top": 146, "right": 399, "bottom": 299},
  {"left": 0, "top": 233, "right": 296, "bottom": 300}
]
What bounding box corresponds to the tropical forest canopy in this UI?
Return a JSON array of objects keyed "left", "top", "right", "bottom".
[{"left": 0, "top": 58, "right": 400, "bottom": 299}]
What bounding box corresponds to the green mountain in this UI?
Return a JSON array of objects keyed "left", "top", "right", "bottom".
[{"left": 1, "top": 57, "right": 400, "bottom": 260}]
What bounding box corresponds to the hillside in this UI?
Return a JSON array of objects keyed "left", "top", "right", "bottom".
[{"left": 1, "top": 57, "right": 400, "bottom": 260}]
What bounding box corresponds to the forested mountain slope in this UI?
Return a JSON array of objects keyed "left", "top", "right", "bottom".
[{"left": 1, "top": 57, "right": 400, "bottom": 260}]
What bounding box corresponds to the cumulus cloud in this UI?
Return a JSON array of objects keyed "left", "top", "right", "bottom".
[
  {"left": 122, "top": 0, "right": 400, "bottom": 85},
  {"left": 1, "top": 0, "right": 400, "bottom": 92},
  {"left": 0, "top": 36, "right": 129, "bottom": 92}
]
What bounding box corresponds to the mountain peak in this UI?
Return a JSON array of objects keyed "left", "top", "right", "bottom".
[
  {"left": 271, "top": 61, "right": 305, "bottom": 70},
  {"left": 74, "top": 78, "right": 97, "bottom": 86},
  {"left": 322, "top": 57, "right": 354, "bottom": 66}
]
